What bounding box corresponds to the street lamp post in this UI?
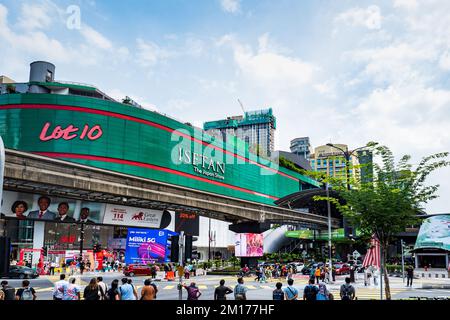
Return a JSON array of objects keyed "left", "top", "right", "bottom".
[
  {"left": 401, "top": 239, "right": 405, "bottom": 284},
  {"left": 326, "top": 183, "right": 333, "bottom": 283}
]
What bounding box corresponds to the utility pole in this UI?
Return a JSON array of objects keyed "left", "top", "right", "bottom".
[
  {"left": 178, "top": 231, "right": 184, "bottom": 301},
  {"left": 380, "top": 245, "right": 383, "bottom": 300},
  {"left": 208, "top": 218, "right": 211, "bottom": 262},
  {"left": 79, "top": 222, "right": 85, "bottom": 261},
  {"left": 326, "top": 183, "right": 333, "bottom": 283},
  {"left": 401, "top": 239, "right": 405, "bottom": 284}
]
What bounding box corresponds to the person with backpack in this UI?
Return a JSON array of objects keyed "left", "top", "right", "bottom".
[
  {"left": 303, "top": 278, "right": 319, "bottom": 301},
  {"left": 1, "top": 280, "right": 16, "bottom": 301},
  {"left": 141, "top": 279, "right": 156, "bottom": 300},
  {"left": 15, "top": 280, "right": 36, "bottom": 300},
  {"left": 53, "top": 274, "right": 68, "bottom": 300},
  {"left": 63, "top": 277, "right": 80, "bottom": 300},
  {"left": 340, "top": 277, "right": 356, "bottom": 300},
  {"left": 316, "top": 282, "right": 330, "bottom": 300},
  {"left": 214, "top": 279, "right": 233, "bottom": 300},
  {"left": 83, "top": 278, "right": 104, "bottom": 300},
  {"left": 272, "top": 282, "right": 284, "bottom": 300},
  {"left": 284, "top": 278, "right": 298, "bottom": 300},
  {"left": 183, "top": 282, "right": 201, "bottom": 300}
]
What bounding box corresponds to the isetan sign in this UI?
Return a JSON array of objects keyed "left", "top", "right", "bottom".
[{"left": 178, "top": 147, "right": 225, "bottom": 180}]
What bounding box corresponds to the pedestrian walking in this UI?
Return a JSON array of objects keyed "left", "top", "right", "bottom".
[
  {"left": 284, "top": 278, "right": 298, "bottom": 300},
  {"left": 50, "top": 261, "right": 56, "bottom": 275},
  {"left": 340, "top": 277, "right": 356, "bottom": 300},
  {"left": 314, "top": 266, "right": 321, "bottom": 284},
  {"left": 183, "top": 282, "right": 202, "bottom": 300},
  {"left": 184, "top": 265, "right": 190, "bottom": 279},
  {"left": 303, "top": 278, "right": 318, "bottom": 301},
  {"left": 406, "top": 265, "right": 414, "bottom": 287},
  {"left": 53, "top": 274, "right": 68, "bottom": 300},
  {"left": 119, "top": 278, "right": 137, "bottom": 300},
  {"left": 15, "top": 280, "right": 36, "bottom": 300},
  {"left": 83, "top": 278, "right": 104, "bottom": 300},
  {"left": 141, "top": 279, "right": 156, "bottom": 300},
  {"left": 350, "top": 265, "right": 356, "bottom": 283},
  {"left": 214, "top": 279, "right": 233, "bottom": 300},
  {"left": 1, "top": 281, "right": 16, "bottom": 301},
  {"left": 97, "top": 276, "right": 108, "bottom": 300},
  {"left": 151, "top": 265, "right": 157, "bottom": 279},
  {"left": 63, "top": 277, "right": 80, "bottom": 300},
  {"left": 272, "top": 282, "right": 284, "bottom": 300},
  {"left": 234, "top": 277, "right": 247, "bottom": 300},
  {"left": 79, "top": 259, "right": 85, "bottom": 275}
]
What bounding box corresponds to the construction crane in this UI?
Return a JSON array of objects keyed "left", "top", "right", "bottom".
[{"left": 238, "top": 99, "right": 246, "bottom": 115}]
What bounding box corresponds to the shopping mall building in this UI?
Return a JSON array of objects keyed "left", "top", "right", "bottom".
[{"left": 0, "top": 61, "right": 322, "bottom": 267}]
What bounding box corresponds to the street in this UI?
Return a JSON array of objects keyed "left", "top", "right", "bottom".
[{"left": 2, "top": 272, "right": 449, "bottom": 300}]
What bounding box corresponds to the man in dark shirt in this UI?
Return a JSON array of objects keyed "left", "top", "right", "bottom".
[
  {"left": 1, "top": 280, "right": 16, "bottom": 300},
  {"left": 406, "top": 265, "right": 414, "bottom": 287},
  {"left": 272, "top": 282, "right": 284, "bottom": 300},
  {"left": 214, "top": 279, "right": 233, "bottom": 300}
]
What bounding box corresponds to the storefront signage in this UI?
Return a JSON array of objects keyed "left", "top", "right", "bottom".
[
  {"left": 178, "top": 147, "right": 225, "bottom": 180},
  {"left": 103, "top": 204, "right": 167, "bottom": 229},
  {"left": 39, "top": 122, "right": 103, "bottom": 141}
]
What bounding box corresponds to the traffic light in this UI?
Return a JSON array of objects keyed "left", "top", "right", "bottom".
[
  {"left": 93, "top": 244, "right": 101, "bottom": 253},
  {"left": 41, "top": 246, "right": 48, "bottom": 257},
  {"left": 170, "top": 235, "right": 179, "bottom": 262},
  {"left": 323, "top": 246, "right": 329, "bottom": 256},
  {"left": 184, "top": 235, "right": 198, "bottom": 262}
]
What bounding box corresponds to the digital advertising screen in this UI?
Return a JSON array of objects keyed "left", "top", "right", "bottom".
[
  {"left": 234, "top": 233, "right": 264, "bottom": 257},
  {"left": 125, "top": 228, "right": 176, "bottom": 264}
]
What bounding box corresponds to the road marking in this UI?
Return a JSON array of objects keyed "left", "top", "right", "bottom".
[
  {"left": 261, "top": 285, "right": 272, "bottom": 289},
  {"left": 246, "top": 285, "right": 256, "bottom": 289},
  {"left": 198, "top": 285, "right": 207, "bottom": 289},
  {"left": 163, "top": 285, "right": 175, "bottom": 290}
]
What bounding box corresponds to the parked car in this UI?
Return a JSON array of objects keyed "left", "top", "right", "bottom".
[
  {"left": 289, "top": 262, "right": 305, "bottom": 273},
  {"left": 123, "top": 264, "right": 152, "bottom": 277},
  {"left": 334, "top": 263, "right": 351, "bottom": 275},
  {"left": 5, "top": 265, "right": 39, "bottom": 279}
]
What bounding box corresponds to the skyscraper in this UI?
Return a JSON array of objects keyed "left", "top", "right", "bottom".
[
  {"left": 204, "top": 108, "right": 276, "bottom": 156},
  {"left": 290, "top": 137, "right": 312, "bottom": 159}
]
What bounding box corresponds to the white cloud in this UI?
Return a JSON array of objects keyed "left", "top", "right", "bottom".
[
  {"left": 220, "top": 0, "right": 241, "bottom": 14},
  {"left": 393, "top": 0, "right": 418, "bottom": 10},
  {"left": 439, "top": 51, "right": 450, "bottom": 71},
  {"left": 16, "top": 2, "right": 53, "bottom": 30},
  {"left": 218, "top": 34, "right": 316, "bottom": 92},
  {"left": 79, "top": 24, "right": 112, "bottom": 50},
  {"left": 335, "top": 5, "right": 383, "bottom": 30},
  {"left": 136, "top": 38, "right": 175, "bottom": 67}
]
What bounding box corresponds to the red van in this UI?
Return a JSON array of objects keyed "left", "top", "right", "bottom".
[{"left": 123, "top": 264, "right": 152, "bottom": 277}]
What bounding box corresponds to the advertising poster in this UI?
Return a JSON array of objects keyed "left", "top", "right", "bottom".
[
  {"left": 414, "top": 215, "right": 450, "bottom": 251},
  {"left": 175, "top": 212, "right": 199, "bottom": 236},
  {"left": 125, "top": 228, "right": 171, "bottom": 264},
  {"left": 1, "top": 190, "right": 78, "bottom": 222},
  {"left": 235, "top": 233, "right": 264, "bottom": 257},
  {"left": 103, "top": 204, "right": 169, "bottom": 229}
]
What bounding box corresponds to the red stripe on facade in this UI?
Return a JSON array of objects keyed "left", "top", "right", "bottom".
[
  {"left": 0, "top": 103, "right": 298, "bottom": 181},
  {"left": 33, "top": 152, "right": 280, "bottom": 201}
]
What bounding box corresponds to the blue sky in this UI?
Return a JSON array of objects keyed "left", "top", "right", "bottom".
[{"left": 1, "top": 0, "right": 450, "bottom": 213}]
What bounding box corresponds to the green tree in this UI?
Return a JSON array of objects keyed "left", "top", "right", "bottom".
[{"left": 312, "top": 142, "right": 450, "bottom": 299}]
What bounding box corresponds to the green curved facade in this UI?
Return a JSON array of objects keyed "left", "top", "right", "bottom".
[{"left": 0, "top": 93, "right": 318, "bottom": 205}]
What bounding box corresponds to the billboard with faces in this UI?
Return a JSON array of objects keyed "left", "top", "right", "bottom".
[{"left": 1, "top": 190, "right": 171, "bottom": 229}]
